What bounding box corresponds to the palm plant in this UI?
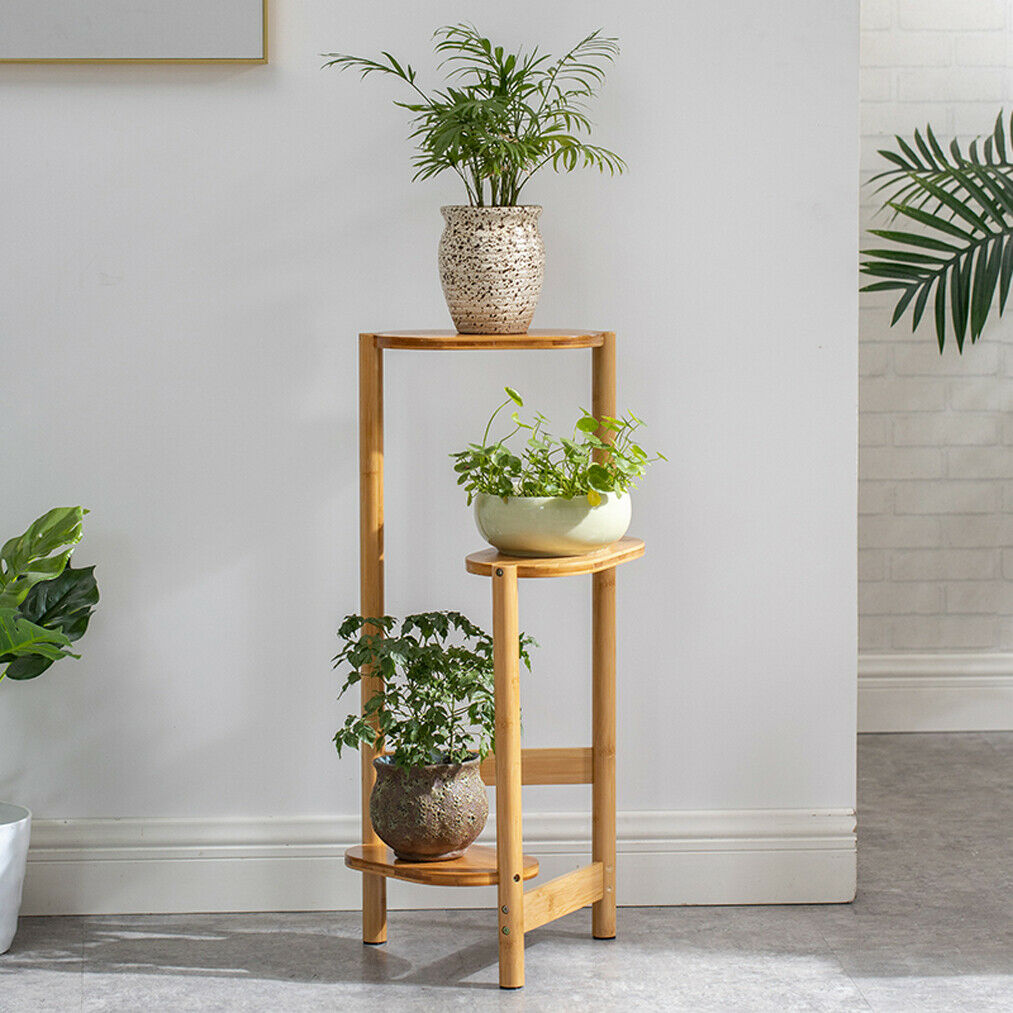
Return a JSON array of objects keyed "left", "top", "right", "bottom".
[
  {"left": 323, "top": 23, "right": 625, "bottom": 207},
  {"left": 861, "top": 112, "right": 1013, "bottom": 352}
]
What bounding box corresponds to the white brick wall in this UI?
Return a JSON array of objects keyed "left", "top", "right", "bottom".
[{"left": 860, "top": 0, "right": 1013, "bottom": 653}]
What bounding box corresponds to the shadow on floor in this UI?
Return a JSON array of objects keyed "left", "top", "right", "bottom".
[{"left": 1, "top": 733, "right": 1011, "bottom": 1009}]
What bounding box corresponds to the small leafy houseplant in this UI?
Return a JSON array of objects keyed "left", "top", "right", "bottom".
[
  {"left": 1, "top": 507, "right": 99, "bottom": 685},
  {"left": 451, "top": 388, "right": 664, "bottom": 558},
  {"left": 0, "top": 505, "right": 98, "bottom": 954},
  {"left": 861, "top": 111, "right": 1013, "bottom": 352},
  {"left": 333, "top": 611, "right": 534, "bottom": 861},
  {"left": 323, "top": 24, "right": 625, "bottom": 333}
]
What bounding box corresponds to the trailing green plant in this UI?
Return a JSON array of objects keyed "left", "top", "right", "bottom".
[
  {"left": 0, "top": 506, "right": 99, "bottom": 684},
  {"left": 333, "top": 611, "right": 534, "bottom": 768},
  {"left": 861, "top": 111, "right": 1013, "bottom": 352},
  {"left": 323, "top": 23, "right": 625, "bottom": 207},
  {"left": 451, "top": 388, "right": 664, "bottom": 506}
]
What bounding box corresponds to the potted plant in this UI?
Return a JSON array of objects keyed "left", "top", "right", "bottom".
[
  {"left": 333, "top": 611, "right": 533, "bottom": 861},
  {"left": 451, "top": 388, "right": 664, "bottom": 557},
  {"left": 0, "top": 506, "right": 99, "bottom": 953},
  {"left": 324, "top": 23, "right": 625, "bottom": 334}
]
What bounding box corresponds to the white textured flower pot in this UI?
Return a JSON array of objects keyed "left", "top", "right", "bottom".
[
  {"left": 438, "top": 205, "right": 545, "bottom": 334},
  {"left": 0, "top": 803, "right": 31, "bottom": 954},
  {"left": 474, "top": 491, "right": 631, "bottom": 557}
]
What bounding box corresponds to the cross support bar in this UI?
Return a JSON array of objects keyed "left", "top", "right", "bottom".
[
  {"left": 480, "top": 747, "right": 593, "bottom": 786},
  {"left": 523, "top": 862, "right": 605, "bottom": 933}
]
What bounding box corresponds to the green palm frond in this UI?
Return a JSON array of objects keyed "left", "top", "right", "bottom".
[
  {"left": 861, "top": 111, "right": 1013, "bottom": 351},
  {"left": 323, "top": 24, "right": 623, "bottom": 207}
]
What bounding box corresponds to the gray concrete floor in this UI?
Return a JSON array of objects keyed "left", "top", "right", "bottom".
[{"left": 1, "top": 733, "right": 1011, "bottom": 1011}]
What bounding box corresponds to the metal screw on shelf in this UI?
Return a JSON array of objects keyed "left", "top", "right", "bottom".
[
  {"left": 502, "top": 905, "right": 509, "bottom": 914},
  {"left": 496, "top": 568, "right": 504, "bottom": 577},
  {"left": 502, "top": 926, "right": 510, "bottom": 935}
]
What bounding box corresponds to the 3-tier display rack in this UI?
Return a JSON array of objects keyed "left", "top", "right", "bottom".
[{"left": 344, "top": 329, "right": 645, "bottom": 989}]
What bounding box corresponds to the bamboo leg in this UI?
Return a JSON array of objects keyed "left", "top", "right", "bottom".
[
  {"left": 358, "top": 333, "right": 386, "bottom": 945},
  {"left": 592, "top": 331, "right": 616, "bottom": 425},
  {"left": 493, "top": 565, "right": 524, "bottom": 989},
  {"left": 592, "top": 330, "right": 617, "bottom": 940},
  {"left": 591, "top": 569, "right": 617, "bottom": 939}
]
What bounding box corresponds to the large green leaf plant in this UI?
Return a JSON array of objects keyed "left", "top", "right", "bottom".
[
  {"left": 333, "top": 612, "right": 534, "bottom": 768},
  {"left": 861, "top": 111, "right": 1013, "bottom": 351},
  {"left": 0, "top": 507, "right": 99, "bottom": 684}
]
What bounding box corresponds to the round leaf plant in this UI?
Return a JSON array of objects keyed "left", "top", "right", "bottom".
[{"left": 451, "top": 388, "right": 665, "bottom": 507}]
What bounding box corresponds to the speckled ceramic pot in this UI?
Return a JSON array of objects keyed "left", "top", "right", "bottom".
[
  {"left": 370, "top": 754, "right": 488, "bottom": 862},
  {"left": 438, "top": 206, "right": 545, "bottom": 334}
]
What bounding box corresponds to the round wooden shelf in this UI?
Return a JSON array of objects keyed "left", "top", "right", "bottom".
[
  {"left": 367, "top": 329, "right": 606, "bottom": 351},
  {"left": 345, "top": 843, "right": 540, "bottom": 887},
  {"left": 466, "top": 537, "right": 645, "bottom": 579}
]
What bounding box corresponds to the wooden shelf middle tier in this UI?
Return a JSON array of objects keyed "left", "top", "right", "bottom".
[{"left": 465, "top": 537, "right": 645, "bottom": 579}]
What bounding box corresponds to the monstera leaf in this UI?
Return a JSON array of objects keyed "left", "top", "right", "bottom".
[
  {"left": 0, "top": 607, "right": 77, "bottom": 668},
  {"left": 0, "top": 507, "right": 98, "bottom": 683},
  {"left": 0, "top": 506, "right": 86, "bottom": 609},
  {"left": 0, "top": 564, "right": 98, "bottom": 681}
]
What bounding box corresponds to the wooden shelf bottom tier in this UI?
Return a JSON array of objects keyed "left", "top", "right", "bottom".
[{"left": 345, "top": 844, "right": 540, "bottom": 887}]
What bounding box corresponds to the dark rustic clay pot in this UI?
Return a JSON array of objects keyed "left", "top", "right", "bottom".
[{"left": 370, "top": 754, "right": 488, "bottom": 862}]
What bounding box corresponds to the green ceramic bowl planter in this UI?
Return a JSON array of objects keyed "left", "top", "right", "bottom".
[{"left": 451, "top": 388, "right": 665, "bottom": 557}]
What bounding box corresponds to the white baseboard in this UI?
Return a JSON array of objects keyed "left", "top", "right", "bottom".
[
  {"left": 859, "top": 652, "right": 1013, "bottom": 732},
  {"left": 22, "top": 809, "right": 856, "bottom": 916}
]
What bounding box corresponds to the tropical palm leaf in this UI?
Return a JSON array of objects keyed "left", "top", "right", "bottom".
[
  {"left": 862, "top": 111, "right": 1013, "bottom": 351},
  {"left": 323, "top": 23, "right": 623, "bottom": 207}
]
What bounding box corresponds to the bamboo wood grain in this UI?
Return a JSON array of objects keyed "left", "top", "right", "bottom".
[
  {"left": 479, "top": 747, "right": 593, "bottom": 785},
  {"left": 344, "top": 844, "right": 539, "bottom": 888},
  {"left": 358, "top": 333, "right": 386, "bottom": 945},
  {"left": 372, "top": 329, "right": 605, "bottom": 351},
  {"left": 465, "top": 538, "right": 644, "bottom": 579},
  {"left": 493, "top": 566, "right": 525, "bottom": 989},
  {"left": 591, "top": 331, "right": 618, "bottom": 940},
  {"left": 591, "top": 569, "right": 617, "bottom": 938},
  {"left": 523, "top": 862, "right": 604, "bottom": 933},
  {"left": 352, "top": 325, "right": 637, "bottom": 978}
]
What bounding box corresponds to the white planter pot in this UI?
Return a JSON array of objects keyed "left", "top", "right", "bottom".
[
  {"left": 474, "top": 492, "right": 631, "bottom": 558},
  {"left": 0, "top": 803, "right": 31, "bottom": 954},
  {"left": 438, "top": 205, "right": 545, "bottom": 334}
]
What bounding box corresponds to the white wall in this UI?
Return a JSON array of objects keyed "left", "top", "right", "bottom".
[
  {"left": 1, "top": 1, "right": 858, "bottom": 912},
  {"left": 859, "top": 0, "right": 1013, "bottom": 731}
]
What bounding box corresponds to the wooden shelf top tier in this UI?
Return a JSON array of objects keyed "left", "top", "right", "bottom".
[
  {"left": 345, "top": 843, "right": 539, "bottom": 887},
  {"left": 466, "top": 537, "right": 645, "bottom": 579},
  {"left": 366, "top": 329, "right": 606, "bottom": 351}
]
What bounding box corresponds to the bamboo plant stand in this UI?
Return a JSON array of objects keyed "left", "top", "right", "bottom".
[{"left": 345, "top": 329, "right": 645, "bottom": 989}]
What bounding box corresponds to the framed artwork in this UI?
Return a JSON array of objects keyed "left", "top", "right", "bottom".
[{"left": 0, "top": 0, "right": 267, "bottom": 63}]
